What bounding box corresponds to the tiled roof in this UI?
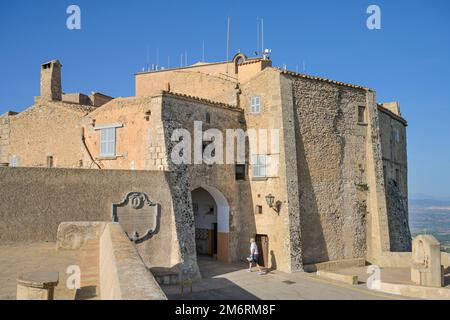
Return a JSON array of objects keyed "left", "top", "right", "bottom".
[
  {"left": 159, "top": 91, "right": 241, "bottom": 112},
  {"left": 59, "top": 103, "right": 97, "bottom": 113},
  {"left": 278, "top": 68, "right": 368, "bottom": 90},
  {"left": 238, "top": 58, "right": 264, "bottom": 66},
  {"left": 36, "top": 100, "right": 97, "bottom": 114}
]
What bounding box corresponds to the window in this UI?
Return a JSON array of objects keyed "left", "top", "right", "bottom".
[
  {"left": 255, "top": 205, "right": 263, "bottom": 215},
  {"left": 235, "top": 164, "right": 246, "bottom": 181},
  {"left": 252, "top": 154, "right": 267, "bottom": 178},
  {"left": 358, "top": 106, "right": 366, "bottom": 123},
  {"left": 250, "top": 96, "right": 261, "bottom": 114},
  {"left": 100, "top": 127, "right": 116, "bottom": 157},
  {"left": 394, "top": 128, "right": 400, "bottom": 143},
  {"left": 205, "top": 112, "right": 211, "bottom": 124},
  {"left": 46, "top": 156, "right": 54, "bottom": 168}
]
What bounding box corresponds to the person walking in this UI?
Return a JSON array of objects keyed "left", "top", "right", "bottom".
[{"left": 247, "top": 238, "right": 264, "bottom": 275}]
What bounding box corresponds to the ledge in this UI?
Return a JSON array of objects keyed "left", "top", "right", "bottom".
[{"left": 99, "top": 223, "right": 167, "bottom": 300}]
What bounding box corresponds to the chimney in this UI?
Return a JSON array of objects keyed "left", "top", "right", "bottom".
[{"left": 40, "top": 60, "right": 62, "bottom": 101}]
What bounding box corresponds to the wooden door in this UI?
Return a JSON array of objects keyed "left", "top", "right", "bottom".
[{"left": 255, "top": 234, "right": 269, "bottom": 267}]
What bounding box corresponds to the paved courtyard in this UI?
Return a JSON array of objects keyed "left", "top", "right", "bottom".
[
  {"left": 0, "top": 242, "right": 101, "bottom": 300},
  {"left": 0, "top": 243, "right": 418, "bottom": 300},
  {"left": 0, "top": 242, "right": 81, "bottom": 300},
  {"left": 161, "top": 256, "right": 410, "bottom": 300}
]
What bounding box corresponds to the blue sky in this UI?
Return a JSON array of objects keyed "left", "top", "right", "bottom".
[{"left": 0, "top": 0, "right": 449, "bottom": 199}]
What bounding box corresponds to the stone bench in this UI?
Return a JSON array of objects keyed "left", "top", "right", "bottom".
[{"left": 17, "top": 271, "right": 59, "bottom": 300}]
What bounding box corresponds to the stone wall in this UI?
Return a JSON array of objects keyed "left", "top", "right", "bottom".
[
  {"left": 99, "top": 223, "right": 167, "bottom": 300},
  {"left": 289, "top": 75, "right": 369, "bottom": 264},
  {"left": 0, "top": 167, "right": 198, "bottom": 275},
  {"left": 239, "top": 68, "right": 300, "bottom": 272},
  {"left": 0, "top": 112, "right": 15, "bottom": 164},
  {"left": 136, "top": 70, "right": 239, "bottom": 106},
  {"left": 378, "top": 108, "right": 411, "bottom": 251},
  {"left": 159, "top": 93, "right": 254, "bottom": 266},
  {"left": 7, "top": 101, "right": 89, "bottom": 168}
]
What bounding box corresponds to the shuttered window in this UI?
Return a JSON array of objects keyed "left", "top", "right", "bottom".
[
  {"left": 251, "top": 154, "right": 267, "bottom": 178},
  {"left": 250, "top": 96, "right": 261, "bottom": 114},
  {"left": 100, "top": 127, "right": 116, "bottom": 157}
]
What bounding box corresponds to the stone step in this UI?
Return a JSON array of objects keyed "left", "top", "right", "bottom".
[{"left": 152, "top": 268, "right": 179, "bottom": 285}]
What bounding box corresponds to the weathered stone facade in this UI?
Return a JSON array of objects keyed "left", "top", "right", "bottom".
[{"left": 0, "top": 54, "right": 411, "bottom": 275}]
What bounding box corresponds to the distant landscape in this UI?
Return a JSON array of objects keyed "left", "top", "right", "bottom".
[{"left": 409, "top": 197, "right": 450, "bottom": 252}]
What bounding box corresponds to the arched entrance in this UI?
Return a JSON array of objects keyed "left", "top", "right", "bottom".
[{"left": 191, "top": 185, "right": 230, "bottom": 263}]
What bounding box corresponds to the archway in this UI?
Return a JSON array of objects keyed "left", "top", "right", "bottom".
[{"left": 191, "top": 185, "right": 230, "bottom": 262}]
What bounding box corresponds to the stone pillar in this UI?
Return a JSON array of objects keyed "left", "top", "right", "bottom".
[
  {"left": 411, "top": 235, "right": 443, "bottom": 287},
  {"left": 17, "top": 271, "right": 59, "bottom": 300}
]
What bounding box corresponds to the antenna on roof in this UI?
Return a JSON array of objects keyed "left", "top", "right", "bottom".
[
  {"left": 261, "top": 17, "right": 264, "bottom": 55},
  {"left": 185, "top": 49, "right": 188, "bottom": 66},
  {"left": 226, "top": 16, "right": 230, "bottom": 74},
  {"left": 180, "top": 53, "right": 183, "bottom": 67},
  {"left": 167, "top": 56, "right": 170, "bottom": 68},
  {"left": 202, "top": 40, "right": 205, "bottom": 62},
  {"left": 303, "top": 60, "right": 306, "bottom": 73},
  {"left": 156, "top": 48, "right": 159, "bottom": 70},
  {"left": 146, "top": 45, "right": 150, "bottom": 72},
  {"left": 256, "top": 16, "right": 260, "bottom": 56}
]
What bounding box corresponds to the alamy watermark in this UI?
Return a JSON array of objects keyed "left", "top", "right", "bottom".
[
  {"left": 170, "top": 121, "right": 280, "bottom": 167},
  {"left": 367, "top": 5, "right": 381, "bottom": 30},
  {"left": 66, "top": 265, "right": 81, "bottom": 290},
  {"left": 366, "top": 265, "right": 382, "bottom": 290},
  {"left": 66, "top": 5, "right": 81, "bottom": 30}
]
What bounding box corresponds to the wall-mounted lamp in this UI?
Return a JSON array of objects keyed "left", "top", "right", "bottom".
[
  {"left": 144, "top": 110, "right": 151, "bottom": 121},
  {"left": 91, "top": 119, "right": 96, "bottom": 127},
  {"left": 265, "top": 193, "right": 282, "bottom": 214}
]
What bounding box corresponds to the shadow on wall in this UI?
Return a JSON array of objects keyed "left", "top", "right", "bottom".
[
  {"left": 293, "top": 98, "right": 329, "bottom": 265},
  {"left": 386, "top": 180, "right": 412, "bottom": 252},
  {"left": 270, "top": 250, "right": 277, "bottom": 270}
]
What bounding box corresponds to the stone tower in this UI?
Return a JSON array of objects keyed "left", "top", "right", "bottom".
[{"left": 40, "top": 60, "right": 62, "bottom": 101}]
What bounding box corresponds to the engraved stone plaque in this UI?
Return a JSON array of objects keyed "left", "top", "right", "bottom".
[{"left": 112, "top": 192, "right": 159, "bottom": 243}]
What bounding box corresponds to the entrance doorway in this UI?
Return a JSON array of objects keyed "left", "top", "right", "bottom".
[
  {"left": 255, "top": 234, "right": 269, "bottom": 267},
  {"left": 191, "top": 185, "right": 230, "bottom": 262}
]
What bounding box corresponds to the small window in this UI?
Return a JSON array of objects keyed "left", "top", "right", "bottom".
[
  {"left": 255, "top": 205, "right": 263, "bottom": 214},
  {"left": 252, "top": 154, "right": 267, "bottom": 178},
  {"left": 235, "top": 164, "right": 246, "bottom": 181},
  {"left": 250, "top": 96, "right": 261, "bottom": 114},
  {"left": 100, "top": 127, "right": 116, "bottom": 157},
  {"left": 205, "top": 112, "right": 211, "bottom": 124},
  {"left": 358, "top": 106, "right": 366, "bottom": 123},
  {"left": 394, "top": 128, "right": 400, "bottom": 143},
  {"left": 46, "top": 156, "right": 54, "bottom": 168}
]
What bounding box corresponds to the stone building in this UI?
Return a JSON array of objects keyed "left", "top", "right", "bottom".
[{"left": 0, "top": 54, "right": 411, "bottom": 274}]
